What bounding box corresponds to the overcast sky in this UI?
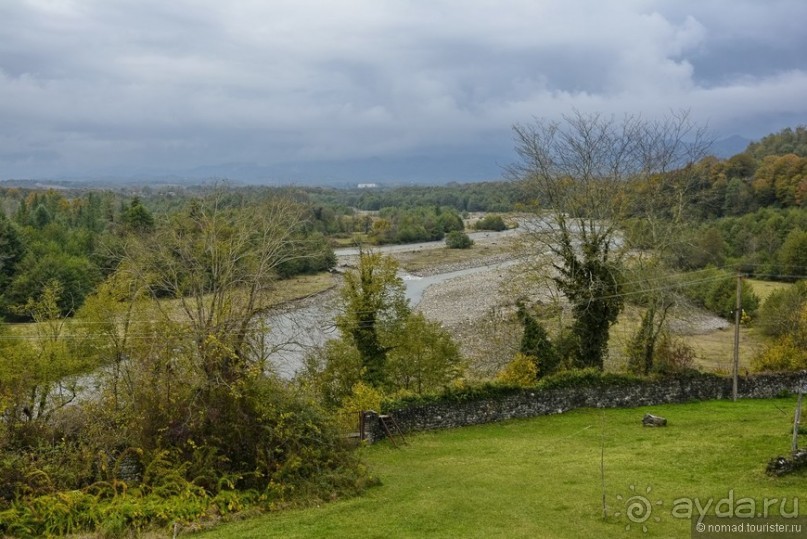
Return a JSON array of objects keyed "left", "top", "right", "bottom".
[{"left": 2, "top": 0, "right": 807, "bottom": 179}]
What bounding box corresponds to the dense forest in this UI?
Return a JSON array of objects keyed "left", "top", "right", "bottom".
[
  {"left": 0, "top": 124, "right": 805, "bottom": 536},
  {"left": 0, "top": 188, "right": 335, "bottom": 322},
  {"left": 620, "top": 127, "right": 807, "bottom": 280},
  {"left": 305, "top": 180, "right": 523, "bottom": 213}
]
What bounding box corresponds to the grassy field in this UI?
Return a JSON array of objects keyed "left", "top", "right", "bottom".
[
  {"left": 7, "top": 272, "right": 337, "bottom": 336},
  {"left": 596, "top": 305, "right": 761, "bottom": 373},
  {"left": 635, "top": 277, "right": 792, "bottom": 372},
  {"left": 197, "top": 398, "right": 805, "bottom": 538},
  {"left": 392, "top": 242, "right": 513, "bottom": 274},
  {"left": 160, "top": 271, "right": 338, "bottom": 312},
  {"left": 745, "top": 279, "right": 792, "bottom": 302},
  {"left": 684, "top": 327, "right": 763, "bottom": 373}
]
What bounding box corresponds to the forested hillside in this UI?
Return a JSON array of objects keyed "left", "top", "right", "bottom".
[{"left": 621, "top": 126, "right": 807, "bottom": 280}]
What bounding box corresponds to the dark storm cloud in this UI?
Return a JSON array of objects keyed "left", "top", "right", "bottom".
[
  {"left": 654, "top": 0, "right": 807, "bottom": 84},
  {"left": 1, "top": 0, "right": 806, "bottom": 178}
]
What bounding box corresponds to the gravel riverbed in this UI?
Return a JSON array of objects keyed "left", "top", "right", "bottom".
[
  {"left": 415, "top": 261, "right": 514, "bottom": 327},
  {"left": 276, "top": 231, "right": 731, "bottom": 376}
]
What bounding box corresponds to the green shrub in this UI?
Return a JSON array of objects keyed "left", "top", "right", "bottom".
[
  {"left": 753, "top": 300, "right": 807, "bottom": 373},
  {"left": 496, "top": 353, "right": 538, "bottom": 387},
  {"left": 382, "top": 382, "right": 523, "bottom": 412},
  {"left": 445, "top": 230, "right": 473, "bottom": 249},
  {"left": 752, "top": 337, "right": 807, "bottom": 372},
  {"left": 757, "top": 280, "right": 807, "bottom": 337},
  {"left": 679, "top": 268, "right": 760, "bottom": 320},
  {"left": 336, "top": 382, "right": 385, "bottom": 432},
  {"left": 517, "top": 302, "right": 560, "bottom": 377},
  {"left": 0, "top": 377, "right": 369, "bottom": 537},
  {"left": 381, "top": 369, "right": 661, "bottom": 412},
  {"left": 473, "top": 214, "right": 507, "bottom": 231},
  {"left": 652, "top": 333, "right": 696, "bottom": 374},
  {"left": 535, "top": 368, "right": 644, "bottom": 390}
]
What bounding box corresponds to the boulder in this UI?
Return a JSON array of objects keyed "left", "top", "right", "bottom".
[{"left": 642, "top": 413, "right": 667, "bottom": 427}]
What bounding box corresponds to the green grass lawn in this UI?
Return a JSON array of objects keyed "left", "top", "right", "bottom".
[
  {"left": 746, "top": 279, "right": 792, "bottom": 302},
  {"left": 196, "top": 398, "right": 805, "bottom": 538}
]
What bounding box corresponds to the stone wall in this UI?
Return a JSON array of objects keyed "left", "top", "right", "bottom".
[{"left": 363, "top": 371, "right": 807, "bottom": 443}]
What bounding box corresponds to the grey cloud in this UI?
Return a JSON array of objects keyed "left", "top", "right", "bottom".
[{"left": 1, "top": 0, "right": 806, "bottom": 179}]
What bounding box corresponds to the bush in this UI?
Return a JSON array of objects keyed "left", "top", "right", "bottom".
[
  {"left": 381, "top": 369, "right": 657, "bottom": 412},
  {"left": 535, "top": 368, "right": 644, "bottom": 390},
  {"left": 302, "top": 339, "right": 364, "bottom": 408},
  {"left": 517, "top": 303, "right": 559, "bottom": 377},
  {"left": 474, "top": 214, "right": 507, "bottom": 231},
  {"left": 679, "top": 268, "right": 760, "bottom": 320},
  {"left": 336, "top": 382, "right": 385, "bottom": 432},
  {"left": 445, "top": 230, "right": 473, "bottom": 249},
  {"left": 0, "top": 376, "right": 369, "bottom": 537},
  {"left": 753, "top": 301, "right": 807, "bottom": 372},
  {"left": 381, "top": 382, "right": 523, "bottom": 412},
  {"left": 496, "top": 353, "right": 538, "bottom": 387},
  {"left": 707, "top": 277, "right": 759, "bottom": 319},
  {"left": 752, "top": 337, "right": 807, "bottom": 372},
  {"left": 757, "top": 281, "right": 807, "bottom": 337},
  {"left": 652, "top": 333, "right": 696, "bottom": 374}
]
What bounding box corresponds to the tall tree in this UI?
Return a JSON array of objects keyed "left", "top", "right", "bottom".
[
  {"left": 335, "top": 249, "right": 408, "bottom": 387},
  {"left": 0, "top": 213, "right": 25, "bottom": 292},
  {"left": 510, "top": 110, "right": 709, "bottom": 370},
  {"left": 121, "top": 196, "right": 155, "bottom": 233},
  {"left": 386, "top": 313, "right": 464, "bottom": 394},
  {"left": 124, "top": 191, "right": 308, "bottom": 387},
  {"left": 779, "top": 229, "right": 807, "bottom": 279}
]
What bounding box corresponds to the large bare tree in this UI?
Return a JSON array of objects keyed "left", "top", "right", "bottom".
[
  {"left": 510, "top": 110, "right": 710, "bottom": 370},
  {"left": 123, "top": 190, "right": 310, "bottom": 387}
]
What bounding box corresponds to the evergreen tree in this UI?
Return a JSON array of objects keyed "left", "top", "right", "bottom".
[{"left": 516, "top": 302, "right": 558, "bottom": 378}]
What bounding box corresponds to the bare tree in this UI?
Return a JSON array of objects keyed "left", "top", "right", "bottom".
[
  {"left": 509, "top": 110, "right": 710, "bottom": 370},
  {"left": 123, "top": 190, "right": 310, "bottom": 387}
]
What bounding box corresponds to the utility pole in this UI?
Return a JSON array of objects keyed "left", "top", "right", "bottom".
[{"left": 732, "top": 273, "right": 742, "bottom": 402}]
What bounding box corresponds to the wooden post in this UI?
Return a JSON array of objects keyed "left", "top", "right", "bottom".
[
  {"left": 732, "top": 274, "right": 742, "bottom": 402},
  {"left": 793, "top": 391, "right": 803, "bottom": 455}
]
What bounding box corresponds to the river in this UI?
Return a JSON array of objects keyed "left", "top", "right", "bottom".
[{"left": 268, "top": 231, "right": 520, "bottom": 377}]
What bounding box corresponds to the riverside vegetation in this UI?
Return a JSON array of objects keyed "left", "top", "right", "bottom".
[{"left": 0, "top": 121, "right": 805, "bottom": 536}]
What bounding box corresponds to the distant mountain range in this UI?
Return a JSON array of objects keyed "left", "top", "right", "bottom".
[
  {"left": 710, "top": 135, "right": 752, "bottom": 159},
  {"left": 182, "top": 151, "right": 513, "bottom": 186},
  {"left": 4, "top": 136, "right": 753, "bottom": 188},
  {"left": 113, "top": 135, "right": 753, "bottom": 187}
]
